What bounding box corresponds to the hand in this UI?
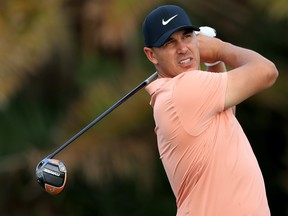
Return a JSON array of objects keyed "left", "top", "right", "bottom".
[
  {"left": 195, "top": 26, "right": 226, "bottom": 72},
  {"left": 196, "top": 33, "right": 222, "bottom": 64}
]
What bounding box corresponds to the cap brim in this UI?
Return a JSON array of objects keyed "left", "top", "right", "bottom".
[{"left": 152, "top": 25, "right": 200, "bottom": 47}]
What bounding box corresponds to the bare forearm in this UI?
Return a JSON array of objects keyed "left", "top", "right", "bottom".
[{"left": 217, "top": 41, "right": 278, "bottom": 89}]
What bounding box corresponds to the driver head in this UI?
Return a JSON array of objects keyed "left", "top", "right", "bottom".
[{"left": 36, "top": 158, "right": 67, "bottom": 195}]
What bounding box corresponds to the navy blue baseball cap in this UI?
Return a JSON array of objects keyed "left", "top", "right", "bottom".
[{"left": 142, "top": 5, "right": 200, "bottom": 47}]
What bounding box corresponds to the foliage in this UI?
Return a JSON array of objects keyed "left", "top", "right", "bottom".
[
  {"left": 250, "top": 0, "right": 288, "bottom": 20},
  {"left": 0, "top": 0, "right": 70, "bottom": 107}
]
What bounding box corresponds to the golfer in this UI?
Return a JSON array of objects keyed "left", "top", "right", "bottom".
[{"left": 142, "top": 5, "right": 278, "bottom": 216}]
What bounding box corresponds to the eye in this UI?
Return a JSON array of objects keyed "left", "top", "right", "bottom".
[
  {"left": 184, "top": 32, "right": 193, "bottom": 38},
  {"left": 163, "top": 38, "right": 174, "bottom": 47}
]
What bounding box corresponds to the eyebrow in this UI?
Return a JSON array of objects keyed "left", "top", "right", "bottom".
[{"left": 160, "top": 29, "right": 194, "bottom": 48}]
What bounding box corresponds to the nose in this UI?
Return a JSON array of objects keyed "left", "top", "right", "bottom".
[{"left": 176, "top": 41, "right": 188, "bottom": 54}]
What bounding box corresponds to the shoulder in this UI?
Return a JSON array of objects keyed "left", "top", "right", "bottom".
[{"left": 174, "top": 70, "right": 227, "bottom": 92}]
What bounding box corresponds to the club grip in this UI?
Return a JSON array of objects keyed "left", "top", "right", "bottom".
[{"left": 145, "top": 72, "right": 158, "bottom": 84}]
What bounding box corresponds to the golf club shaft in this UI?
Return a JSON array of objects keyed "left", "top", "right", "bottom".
[{"left": 47, "top": 72, "right": 158, "bottom": 159}]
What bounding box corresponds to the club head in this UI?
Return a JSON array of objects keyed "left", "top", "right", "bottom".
[{"left": 36, "top": 158, "right": 67, "bottom": 195}]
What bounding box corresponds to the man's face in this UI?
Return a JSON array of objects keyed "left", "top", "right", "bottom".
[{"left": 144, "top": 29, "right": 200, "bottom": 78}]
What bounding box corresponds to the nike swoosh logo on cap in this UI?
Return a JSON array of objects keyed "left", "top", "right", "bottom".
[{"left": 162, "top": 14, "right": 178, "bottom": 25}]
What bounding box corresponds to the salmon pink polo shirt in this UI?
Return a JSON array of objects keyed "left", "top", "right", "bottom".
[{"left": 145, "top": 70, "right": 270, "bottom": 216}]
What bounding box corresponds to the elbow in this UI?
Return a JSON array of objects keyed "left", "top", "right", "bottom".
[{"left": 265, "top": 61, "right": 279, "bottom": 88}]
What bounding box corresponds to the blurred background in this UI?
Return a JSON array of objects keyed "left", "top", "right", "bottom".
[{"left": 0, "top": 0, "right": 287, "bottom": 215}]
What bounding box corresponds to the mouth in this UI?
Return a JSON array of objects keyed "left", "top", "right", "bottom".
[{"left": 179, "top": 58, "right": 192, "bottom": 65}]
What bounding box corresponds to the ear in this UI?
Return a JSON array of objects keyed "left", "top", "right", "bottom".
[{"left": 143, "top": 47, "right": 158, "bottom": 65}]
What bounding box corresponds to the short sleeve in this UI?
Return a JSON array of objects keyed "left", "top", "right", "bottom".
[{"left": 173, "top": 71, "right": 228, "bottom": 136}]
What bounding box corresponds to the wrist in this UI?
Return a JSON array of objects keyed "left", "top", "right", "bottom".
[{"left": 204, "top": 61, "right": 222, "bottom": 67}]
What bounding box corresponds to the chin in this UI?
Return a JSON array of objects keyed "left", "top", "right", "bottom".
[{"left": 180, "top": 65, "right": 198, "bottom": 73}]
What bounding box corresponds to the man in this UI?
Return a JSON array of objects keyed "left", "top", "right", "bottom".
[{"left": 142, "top": 5, "right": 278, "bottom": 216}]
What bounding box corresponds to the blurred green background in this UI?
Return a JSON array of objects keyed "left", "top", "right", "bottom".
[{"left": 0, "top": 0, "right": 287, "bottom": 215}]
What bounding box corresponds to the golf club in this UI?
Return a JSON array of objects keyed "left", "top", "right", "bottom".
[
  {"left": 36, "top": 72, "right": 158, "bottom": 195},
  {"left": 35, "top": 26, "right": 216, "bottom": 195}
]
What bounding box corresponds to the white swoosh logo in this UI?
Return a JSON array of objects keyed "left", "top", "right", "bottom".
[{"left": 162, "top": 14, "right": 178, "bottom": 25}]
